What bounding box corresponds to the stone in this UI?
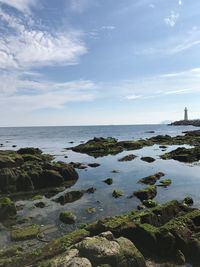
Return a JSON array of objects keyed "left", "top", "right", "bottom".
[
  {"left": 183, "top": 197, "right": 194, "bottom": 206},
  {"left": 139, "top": 172, "right": 165, "bottom": 185},
  {"left": 103, "top": 178, "right": 113, "bottom": 185},
  {"left": 59, "top": 211, "right": 76, "bottom": 224},
  {"left": 141, "top": 157, "right": 155, "bottom": 163},
  {"left": 112, "top": 190, "right": 124, "bottom": 198},
  {"left": 118, "top": 154, "right": 137, "bottom": 162},
  {"left": 88, "top": 163, "right": 101, "bottom": 168},
  {"left": 54, "top": 191, "right": 84, "bottom": 205},
  {"left": 134, "top": 186, "right": 157, "bottom": 201}
]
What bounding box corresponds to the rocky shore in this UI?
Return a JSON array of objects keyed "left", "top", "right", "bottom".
[
  {"left": 171, "top": 119, "right": 200, "bottom": 127},
  {"left": 0, "top": 200, "right": 199, "bottom": 267},
  {"left": 1, "top": 129, "right": 200, "bottom": 266}
]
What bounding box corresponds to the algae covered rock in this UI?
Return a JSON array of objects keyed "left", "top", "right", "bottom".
[
  {"left": 103, "top": 178, "right": 113, "bottom": 185},
  {"left": 161, "top": 146, "right": 200, "bottom": 163},
  {"left": 134, "top": 186, "right": 157, "bottom": 201},
  {"left": 158, "top": 179, "right": 172, "bottom": 187},
  {"left": 118, "top": 154, "right": 137, "bottom": 162},
  {"left": 142, "top": 200, "right": 158, "bottom": 208},
  {"left": 59, "top": 211, "right": 76, "bottom": 224},
  {"left": 75, "top": 231, "right": 146, "bottom": 267},
  {"left": 139, "top": 172, "right": 165, "bottom": 185},
  {"left": 183, "top": 197, "right": 194, "bottom": 206},
  {"left": 54, "top": 190, "right": 84, "bottom": 205},
  {"left": 112, "top": 190, "right": 124, "bottom": 198},
  {"left": 10, "top": 224, "right": 40, "bottom": 241},
  {"left": 0, "top": 197, "right": 16, "bottom": 220}
]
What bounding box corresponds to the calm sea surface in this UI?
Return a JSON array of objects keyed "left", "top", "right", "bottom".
[{"left": 0, "top": 124, "right": 199, "bottom": 259}]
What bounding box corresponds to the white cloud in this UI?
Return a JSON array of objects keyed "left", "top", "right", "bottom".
[
  {"left": 0, "top": 0, "right": 37, "bottom": 13},
  {"left": 123, "top": 68, "right": 200, "bottom": 100},
  {"left": 164, "top": 11, "right": 179, "bottom": 27},
  {"left": 0, "top": 9, "right": 87, "bottom": 69},
  {"left": 178, "top": 0, "right": 182, "bottom": 6}
]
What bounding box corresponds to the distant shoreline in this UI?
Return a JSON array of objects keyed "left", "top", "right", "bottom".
[{"left": 171, "top": 119, "right": 200, "bottom": 127}]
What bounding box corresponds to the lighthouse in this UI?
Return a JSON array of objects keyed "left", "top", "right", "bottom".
[{"left": 184, "top": 107, "right": 188, "bottom": 121}]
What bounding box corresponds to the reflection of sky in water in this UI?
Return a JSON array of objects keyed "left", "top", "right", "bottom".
[{"left": 0, "top": 124, "right": 200, "bottom": 259}]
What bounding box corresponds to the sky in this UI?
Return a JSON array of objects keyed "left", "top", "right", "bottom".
[{"left": 0, "top": 0, "right": 200, "bottom": 126}]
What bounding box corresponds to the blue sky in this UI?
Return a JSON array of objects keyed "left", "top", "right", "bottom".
[{"left": 0, "top": 0, "right": 200, "bottom": 126}]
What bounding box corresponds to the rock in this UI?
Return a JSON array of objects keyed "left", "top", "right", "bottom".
[
  {"left": 69, "top": 137, "right": 123, "bottom": 157},
  {"left": 111, "top": 170, "right": 120, "bottom": 173},
  {"left": 139, "top": 172, "right": 165, "bottom": 185},
  {"left": 17, "top": 147, "right": 42, "bottom": 155},
  {"left": 141, "top": 157, "right": 155, "bottom": 163},
  {"left": 112, "top": 190, "right": 124, "bottom": 198},
  {"left": 158, "top": 179, "right": 172, "bottom": 187},
  {"left": 145, "top": 131, "right": 155, "bottom": 133},
  {"left": 59, "top": 211, "right": 76, "bottom": 224},
  {"left": 70, "top": 162, "right": 88, "bottom": 169},
  {"left": 40, "top": 169, "right": 64, "bottom": 188},
  {"left": 32, "top": 195, "right": 43, "bottom": 201},
  {"left": 137, "top": 205, "right": 146, "bottom": 210},
  {"left": 134, "top": 186, "right": 157, "bottom": 201},
  {"left": 103, "top": 178, "right": 113, "bottom": 185},
  {"left": 88, "top": 163, "right": 101, "bottom": 168},
  {"left": 183, "top": 197, "right": 194, "bottom": 206},
  {"left": 16, "top": 172, "right": 34, "bottom": 191},
  {"left": 10, "top": 224, "right": 40, "bottom": 241},
  {"left": 0, "top": 152, "right": 23, "bottom": 168},
  {"left": 0, "top": 197, "right": 16, "bottom": 220},
  {"left": 54, "top": 191, "right": 84, "bottom": 205},
  {"left": 118, "top": 154, "right": 137, "bottom": 162},
  {"left": 12, "top": 145, "right": 17, "bottom": 148},
  {"left": 75, "top": 231, "right": 146, "bottom": 267},
  {"left": 86, "top": 187, "right": 96, "bottom": 194},
  {"left": 159, "top": 145, "right": 167, "bottom": 149},
  {"left": 86, "top": 207, "right": 96, "bottom": 214},
  {"left": 67, "top": 257, "right": 92, "bottom": 267},
  {"left": 142, "top": 200, "right": 158, "bottom": 208},
  {"left": 34, "top": 201, "right": 45, "bottom": 208},
  {"left": 161, "top": 147, "right": 200, "bottom": 163}
]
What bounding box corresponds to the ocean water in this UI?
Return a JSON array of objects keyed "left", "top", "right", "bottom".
[{"left": 0, "top": 124, "right": 200, "bottom": 256}]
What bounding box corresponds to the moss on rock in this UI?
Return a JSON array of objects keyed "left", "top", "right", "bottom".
[{"left": 10, "top": 224, "right": 40, "bottom": 241}]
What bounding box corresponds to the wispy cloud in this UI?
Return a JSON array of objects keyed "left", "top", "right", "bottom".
[
  {"left": 164, "top": 11, "right": 179, "bottom": 27},
  {"left": 124, "top": 68, "right": 200, "bottom": 100},
  {"left": 69, "top": 0, "right": 95, "bottom": 13},
  {"left": 0, "top": 0, "right": 37, "bottom": 13},
  {"left": 0, "top": 8, "right": 87, "bottom": 69}
]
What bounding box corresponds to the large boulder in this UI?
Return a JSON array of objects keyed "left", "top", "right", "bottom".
[
  {"left": 75, "top": 231, "right": 146, "bottom": 267},
  {"left": 0, "top": 152, "right": 23, "bottom": 168},
  {"left": 134, "top": 186, "right": 157, "bottom": 201}
]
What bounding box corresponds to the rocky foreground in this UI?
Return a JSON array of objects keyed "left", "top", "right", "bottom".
[
  {"left": 0, "top": 200, "right": 199, "bottom": 267},
  {"left": 1, "top": 130, "right": 200, "bottom": 266}
]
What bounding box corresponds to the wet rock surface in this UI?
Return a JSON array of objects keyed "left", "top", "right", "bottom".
[{"left": 0, "top": 148, "right": 78, "bottom": 194}]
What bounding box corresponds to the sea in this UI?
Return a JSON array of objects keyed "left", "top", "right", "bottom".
[{"left": 0, "top": 124, "right": 199, "bottom": 260}]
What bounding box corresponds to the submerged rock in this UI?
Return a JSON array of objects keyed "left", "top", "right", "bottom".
[
  {"left": 158, "top": 179, "right": 172, "bottom": 187},
  {"left": 183, "top": 197, "right": 194, "bottom": 206},
  {"left": 118, "top": 154, "right": 137, "bottom": 162},
  {"left": 54, "top": 190, "right": 84, "bottom": 205},
  {"left": 59, "top": 211, "right": 76, "bottom": 224}
]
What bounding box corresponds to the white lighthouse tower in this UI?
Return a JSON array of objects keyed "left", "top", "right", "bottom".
[{"left": 184, "top": 107, "right": 188, "bottom": 121}]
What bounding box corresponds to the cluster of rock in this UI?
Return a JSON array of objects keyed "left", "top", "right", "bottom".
[
  {"left": 171, "top": 119, "right": 200, "bottom": 127},
  {"left": 0, "top": 147, "right": 78, "bottom": 195},
  {"left": 1, "top": 200, "right": 200, "bottom": 267}
]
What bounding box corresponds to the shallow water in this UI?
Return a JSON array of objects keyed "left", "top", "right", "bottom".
[{"left": 0, "top": 124, "right": 200, "bottom": 256}]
